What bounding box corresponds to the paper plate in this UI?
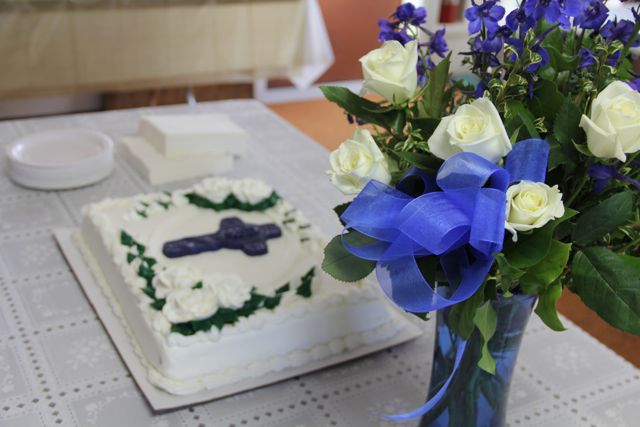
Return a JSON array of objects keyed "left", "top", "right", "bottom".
[{"left": 6, "top": 129, "right": 114, "bottom": 190}]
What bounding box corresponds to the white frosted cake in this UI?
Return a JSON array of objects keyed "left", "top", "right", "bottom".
[{"left": 77, "top": 177, "right": 401, "bottom": 395}]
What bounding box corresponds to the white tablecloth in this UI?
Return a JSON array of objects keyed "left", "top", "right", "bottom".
[
  {"left": 0, "top": 100, "right": 638, "bottom": 427},
  {"left": 0, "top": 0, "right": 334, "bottom": 97}
]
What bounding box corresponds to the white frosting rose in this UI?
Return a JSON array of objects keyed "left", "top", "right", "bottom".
[
  {"left": 153, "top": 266, "right": 202, "bottom": 299},
  {"left": 171, "top": 190, "right": 188, "bottom": 206},
  {"left": 231, "top": 179, "right": 273, "bottom": 204},
  {"left": 580, "top": 81, "right": 640, "bottom": 162},
  {"left": 194, "top": 178, "right": 232, "bottom": 203},
  {"left": 505, "top": 181, "right": 565, "bottom": 241},
  {"left": 428, "top": 98, "right": 512, "bottom": 163},
  {"left": 162, "top": 287, "right": 218, "bottom": 323},
  {"left": 152, "top": 311, "right": 172, "bottom": 335},
  {"left": 360, "top": 40, "right": 419, "bottom": 104},
  {"left": 327, "top": 129, "right": 391, "bottom": 194},
  {"left": 204, "top": 274, "right": 252, "bottom": 309}
]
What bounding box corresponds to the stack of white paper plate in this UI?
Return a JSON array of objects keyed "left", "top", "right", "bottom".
[{"left": 6, "top": 129, "right": 114, "bottom": 190}]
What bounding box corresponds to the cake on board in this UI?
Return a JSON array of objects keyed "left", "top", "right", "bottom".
[{"left": 77, "top": 177, "right": 403, "bottom": 395}]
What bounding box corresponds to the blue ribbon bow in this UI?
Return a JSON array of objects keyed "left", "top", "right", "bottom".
[{"left": 340, "top": 139, "right": 550, "bottom": 421}]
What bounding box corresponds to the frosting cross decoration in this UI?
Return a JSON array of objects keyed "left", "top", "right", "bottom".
[{"left": 162, "top": 217, "right": 282, "bottom": 258}]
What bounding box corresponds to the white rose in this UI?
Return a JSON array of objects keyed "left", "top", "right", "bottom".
[
  {"left": 360, "top": 40, "right": 418, "bottom": 104},
  {"left": 428, "top": 98, "right": 512, "bottom": 163},
  {"left": 204, "top": 274, "right": 252, "bottom": 309},
  {"left": 327, "top": 129, "right": 391, "bottom": 194},
  {"left": 505, "top": 181, "right": 565, "bottom": 241},
  {"left": 162, "top": 287, "right": 218, "bottom": 323},
  {"left": 579, "top": 81, "right": 640, "bottom": 162},
  {"left": 153, "top": 266, "right": 201, "bottom": 299}
]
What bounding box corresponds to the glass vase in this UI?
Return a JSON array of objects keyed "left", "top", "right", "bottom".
[{"left": 419, "top": 294, "right": 536, "bottom": 427}]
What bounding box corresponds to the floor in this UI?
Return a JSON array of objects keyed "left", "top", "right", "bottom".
[{"left": 269, "top": 98, "right": 640, "bottom": 368}]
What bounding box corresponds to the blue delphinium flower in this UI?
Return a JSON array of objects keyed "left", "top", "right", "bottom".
[
  {"left": 572, "top": 0, "right": 609, "bottom": 30},
  {"left": 378, "top": 4, "right": 429, "bottom": 45},
  {"left": 579, "top": 48, "right": 597, "bottom": 68},
  {"left": 393, "top": 3, "right": 427, "bottom": 26},
  {"left": 378, "top": 19, "right": 413, "bottom": 44},
  {"left": 464, "top": 0, "right": 505, "bottom": 36},
  {"left": 505, "top": 37, "right": 549, "bottom": 72},
  {"left": 601, "top": 19, "right": 640, "bottom": 46},
  {"left": 506, "top": 4, "right": 536, "bottom": 34},
  {"left": 589, "top": 164, "right": 640, "bottom": 193},
  {"left": 629, "top": 78, "right": 640, "bottom": 92},
  {"left": 524, "top": 0, "right": 565, "bottom": 23},
  {"left": 429, "top": 28, "right": 450, "bottom": 58}
]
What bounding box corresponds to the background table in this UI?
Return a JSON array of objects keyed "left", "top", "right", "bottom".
[
  {"left": 0, "top": 0, "right": 333, "bottom": 98},
  {"left": 0, "top": 100, "right": 638, "bottom": 427}
]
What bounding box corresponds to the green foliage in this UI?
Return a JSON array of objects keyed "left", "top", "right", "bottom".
[
  {"left": 505, "top": 100, "right": 540, "bottom": 139},
  {"left": 573, "top": 191, "right": 636, "bottom": 246},
  {"left": 473, "top": 302, "right": 497, "bottom": 375},
  {"left": 520, "top": 240, "right": 571, "bottom": 295},
  {"left": 494, "top": 254, "right": 525, "bottom": 292},
  {"left": 448, "top": 283, "right": 487, "bottom": 340},
  {"left": 408, "top": 118, "right": 440, "bottom": 141},
  {"left": 573, "top": 247, "right": 640, "bottom": 335},
  {"left": 393, "top": 150, "right": 443, "bottom": 174},
  {"left": 296, "top": 268, "right": 315, "bottom": 298},
  {"left": 322, "top": 233, "right": 376, "bottom": 282},
  {"left": 503, "top": 209, "right": 577, "bottom": 269},
  {"left": 333, "top": 202, "right": 351, "bottom": 226},
  {"left": 548, "top": 99, "right": 582, "bottom": 171},
  {"left": 319, "top": 86, "right": 405, "bottom": 131},
  {"left": 421, "top": 53, "right": 451, "bottom": 119},
  {"left": 529, "top": 79, "right": 564, "bottom": 127},
  {"left": 535, "top": 281, "right": 566, "bottom": 331}
]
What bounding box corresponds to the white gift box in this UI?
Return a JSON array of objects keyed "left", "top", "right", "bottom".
[
  {"left": 122, "top": 136, "right": 234, "bottom": 185},
  {"left": 139, "top": 114, "right": 248, "bottom": 158}
]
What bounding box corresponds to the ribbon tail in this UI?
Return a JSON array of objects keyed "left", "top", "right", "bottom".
[
  {"left": 505, "top": 139, "right": 550, "bottom": 184},
  {"left": 383, "top": 339, "right": 468, "bottom": 422}
]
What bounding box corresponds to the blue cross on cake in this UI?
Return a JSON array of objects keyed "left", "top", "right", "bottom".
[{"left": 162, "top": 217, "right": 282, "bottom": 258}]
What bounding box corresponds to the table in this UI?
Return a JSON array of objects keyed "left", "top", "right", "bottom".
[
  {"left": 0, "top": 100, "right": 638, "bottom": 427},
  {"left": 0, "top": 0, "right": 333, "bottom": 98}
]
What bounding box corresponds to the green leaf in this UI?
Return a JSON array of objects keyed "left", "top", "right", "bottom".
[
  {"left": 520, "top": 240, "right": 571, "bottom": 295},
  {"left": 495, "top": 254, "right": 525, "bottom": 292},
  {"left": 393, "top": 150, "right": 443, "bottom": 173},
  {"left": 322, "top": 234, "right": 376, "bottom": 282},
  {"left": 545, "top": 45, "right": 579, "bottom": 72},
  {"left": 554, "top": 99, "right": 584, "bottom": 148},
  {"left": 120, "top": 231, "right": 135, "bottom": 247},
  {"left": 333, "top": 202, "right": 350, "bottom": 227},
  {"left": 506, "top": 100, "right": 540, "bottom": 140},
  {"left": 449, "top": 283, "right": 487, "bottom": 340},
  {"left": 573, "top": 191, "right": 636, "bottom": 246},
  {"left": 473, "top": 302, "right": 497, "bottom": 375},
  {"left": 422, "top": 54, "right": 451, "bottom": 119},
  {"left": 296, "top": 267, "right": 315, "bottom": 298},
  {"left": 535, "top": 281, "right": 566, "bottom": 331},
  {"left": 572, "top": 247, "right": 640, "bottom": 335},
  {"left": 409, "top": 117, "right": 440, "bottom": 140},
  {"left": 503, "top": 209, "right": 577, "bottom": 269},
  {"left": 150, "top": 299, "right": 166, "bottom": 311},
  {"left": 319, "top": 86, "right": 401, "bottom": 130},
  {"left": 572, "top": 141, "right": 592, "bottom": 156},
  {"left": 530, "top": 79, "right": 565, "bottom": 125}
]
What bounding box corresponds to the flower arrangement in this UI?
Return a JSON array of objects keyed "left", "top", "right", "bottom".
[{"left": 321, "top": 1, "right": 640, "bottom": 422}]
